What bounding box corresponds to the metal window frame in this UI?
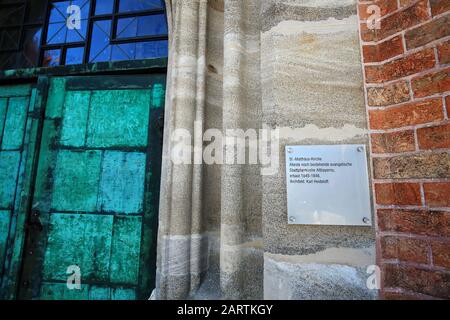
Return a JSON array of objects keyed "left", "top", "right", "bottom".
[
  {"left": 40, "top": 0, "right": 168, "bottom": 66},
  {"left": 0, "top": 0, "right": 168, "bottom": 69}
]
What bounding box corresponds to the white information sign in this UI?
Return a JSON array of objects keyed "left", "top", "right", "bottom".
[{"left": 285, "top": 145, "right": 372, "bottom": 226}]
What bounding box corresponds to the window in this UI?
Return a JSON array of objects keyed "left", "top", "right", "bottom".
[
  {"left": 0, "top": 0, "right": 46, "bottom": 69},
  {"left": 0, "top": 0, "right": 168, "bottom": 70}
]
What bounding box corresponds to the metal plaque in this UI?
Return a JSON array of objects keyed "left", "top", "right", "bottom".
[{"left": 285, "top": 145, "right": 372, "bottom": 226}]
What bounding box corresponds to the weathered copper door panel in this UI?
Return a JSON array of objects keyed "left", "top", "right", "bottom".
[
  {"left": 16, "top": 75, "right": 165, "bottom": 300},
  {"left": 0, "top": 84, "right": 38, "bottom": 299}
]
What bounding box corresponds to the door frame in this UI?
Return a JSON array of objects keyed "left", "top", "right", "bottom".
[{"left": 0, "top": 58, "right": 167, "bottom": 299}]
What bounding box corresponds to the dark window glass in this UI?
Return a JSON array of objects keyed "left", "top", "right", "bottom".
[
  {"left": 95, "top": 0, "right": 114, "bottom": 15},
  {"left": 0, "top": 4, "right": 25, "bottom": 26},
  {"left": 119, "top": 0, "right": 163, "bottom": 12},
  {"left": 26, "top": 0, "right": 46, "bottom": 23},
  {"left": 23, "top": 27, "right": 42, "bottom": 65},
  {"left": 66, "top": 46, "right": 84, "bottom": 65},
  {"left": 42, "top": 49, "right": 61, "bottom": 66},
  {"left": 0, "top": 28, "right": 20, "bottom": 50}
]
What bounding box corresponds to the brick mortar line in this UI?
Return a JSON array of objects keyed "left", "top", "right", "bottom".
[
  {"left": 433, "top": 46, "right": 440, "bottom": 68},
  {"left": 359, "top": 9, "right": 450, "bottom": 46},
  {"left": 378, "top": 231, "right": 450, "bottom": 241},
  {"left": 373, "top": 178, "right": 450, "bottom": 183},
  {"left": 420, "top": 181, "right": 426, "bottom": 206},
  {"left": 413, "top": 125, "right": 420, "bottom": 152},
  {"left": 444, "top": 95, "right": 449, "bottom": 119},
  {"left": 370, "top": 145, "right": 450, "bottom": 156},
  {"left": 426, "top": 0, "right": 433, "bottom": 20},
  {"left": 378, "top": 233, "right": 450, "bottom": 243},
  {"left": 375, "top": 204, "right": 450, "bottom": 211},
  {"left": 357, "top": 2, "right": 382, "bottom": 284}
]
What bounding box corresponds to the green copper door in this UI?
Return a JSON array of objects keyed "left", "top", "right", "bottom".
[
  {"left": 16, "top": 75, "right": 165, "bottom": 300},
  {"left": 0, "top": 84, "right": 37, "bottom": 299}
]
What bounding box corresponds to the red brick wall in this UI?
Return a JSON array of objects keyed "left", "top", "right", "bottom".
[{"left": 358, "top": 0, "right": 450, "bottom": 299}]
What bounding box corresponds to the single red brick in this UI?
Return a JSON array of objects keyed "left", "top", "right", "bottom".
[
  {"left": 424, "top": 182, "right": 450, "bottom": 207},
  {"left": 367, "top": 81, "right": 410, "bottom": 106},
  {"left": 365, "top": 48, "right": 436, "bottom": 83},
  {"left": 417, "top": 123, "right": 450, "bottom": 150},
  {"left": 359, "top": 0, "right": 398, "bottom": 20},
  {"left": 363, "top": 36, "right": 404, "bottom": 63},
  {"left": 369, "top": 98, "right": 443, "bottom": 130},
  {"left": 373, "top": 152, "right": 450, "bottom": 179},
  {"left": 405, "top": 14, "right": 450, "bottom": 50},
  {"left": 360, "top": 0, "right": 430, "bottom": 42},
  {"left": 377, "top": 209, "right": 450, "bottom": 236},
  {"left": 381, "top": 236, "right": 429, "bottom": 263},
  {"left": 412, "top": 68, "right": 450, "bottom": 98},
  {"left": 431, "top": 240, "right": 450, "bottom": 268},
  {"left": 383, "top": 264, "right": 450, "bottom": 298},
  {"left": 371, "top": 130, "right": 415, "bottom": 153},
  {"left": 375, "top": 183, "right": 422, "bottom": 205},
  {"left": 430, "top": 0, "right": 450, "bottom": 16},
  {"left": 438, "top": 40, "right": 450, "bottom": 65}
]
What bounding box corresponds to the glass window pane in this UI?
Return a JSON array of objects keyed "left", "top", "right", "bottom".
[
  {"left": 117, "top": 14, "right": 167, "bottom": 39},
  {"left": 49, "top": 1, "right": 70, "bottom": 23},
  {"left": 117, "top": 18, "right": 137, "bottom": 38},
  {"left": 0, "top": 52, "right": 24, "bottom": 70},
  {"left": 111, "top": 43, "right": 135, "bottom": 61},
  {"left": 95, "top": 0, "right": 114, "bottom": 15},
  {"left": 0, "top": 5, "right": 25, "bottom": 26},
  {"left": 135, "top": 40, "right": 167, "bottom": 59},
  {"left": 23, "top": 27, "right": 42, "bottom": 66},
  {"left": 119, "top": 0, "right": 164, "bottom": 12},
  {"left": 89, "top": 19, "right": 111, "bottom": 62},
  {"left": 0, "top": 53, "right": 10, "bottom": 69},
  {"left": 65, "top": 46, "right": 84, "bottom": 65},
  {"left": 136, "top": 14, "right": 167, "bottom": 36},
  {"left": 71, "top": 0, "right": 91, "bottom": 19},
  {"left": 42, "top": 49, "right": 61, "bottom": 67},
  {"left": 66, "top": 19, "right": 87, "bottom": 42},
  {"left": 46, "top": 23, "right": 66, "bottom": 44},
  {"left": 0, "top": 28, "right": 20, "bottom": 50},
  {"left": 26, "top": 0, "right": 46, "bottom": 23}
]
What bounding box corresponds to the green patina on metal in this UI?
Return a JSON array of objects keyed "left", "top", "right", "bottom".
[
  {"left": 0, "top": 59, "right": 167, "bottom": 84},
  {"left": 0, "top": 84, "right": 35, "bottom": 299},
  {"left": 87, "top": 90, "right": 151, "bottom": 148},
  {"left": 0, "top": 210, "right": 11, "bottom": 273},
  {"left": 0, "top": 58, "right": 166, "bottom": 300},
  {"left": 0, "top": 152, "right": 21, "bottom": 209},
  {"left": 11, "top": 73, "right": 166, "bottom": 300}
]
